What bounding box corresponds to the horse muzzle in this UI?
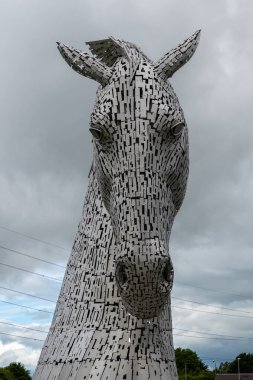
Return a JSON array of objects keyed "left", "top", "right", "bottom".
[{"left": 115, "top": 241, "right": 174, "bottom": 319}]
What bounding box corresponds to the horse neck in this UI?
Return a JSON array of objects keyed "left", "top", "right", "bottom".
[
  {"left": 34, "top": 163, "right": 177, "bottom": 380},
  {"left": 52, "top": 162, "right": 117, "bottom": 324},
  {"left": 70, "top": 163, "right": 115, "bottom": 276}
]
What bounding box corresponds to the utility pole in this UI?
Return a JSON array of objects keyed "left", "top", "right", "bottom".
[
  {"left": 184, "top": 362, "right": 187, "bottom": 380},
  {"left": 237, "top": 357, "right": 241, "bottom": 380},
  {"left": 213, "top": 360, "right": 217, "bottom": 376}
]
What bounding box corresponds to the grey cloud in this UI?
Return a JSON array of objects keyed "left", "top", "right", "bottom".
[{"left": 1, "top": 0, "right": 253, "bottom": 371}]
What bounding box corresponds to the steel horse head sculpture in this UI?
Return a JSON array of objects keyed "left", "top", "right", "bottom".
[{"left": 34, "top": 31, "right": 200, "bottom": 380}]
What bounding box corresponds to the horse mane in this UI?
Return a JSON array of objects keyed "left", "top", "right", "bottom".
[{"left": 86, "top": 37, "right": 151, "bottom": 67}]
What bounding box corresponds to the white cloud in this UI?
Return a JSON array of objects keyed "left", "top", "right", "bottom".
[{"left": 0, "top": 340, "right": 41, "bottom": 372}]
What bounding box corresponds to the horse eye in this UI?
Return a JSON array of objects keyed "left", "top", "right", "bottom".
[
  {"left": 89, "top": 127, "right": 103, "bottom": 141},
  {"left": 170, "top": 121, "right": 185, "bottom": 137}
]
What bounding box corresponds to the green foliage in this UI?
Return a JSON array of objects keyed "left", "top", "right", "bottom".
[
  {"left": 175, "top": 347, "right": 208, "bottom": 375},
  {"left": 219, "top": 353, "right": 253, "bottom": 374},
  {"left": 4, "top": 363, "right": 31, "bottom": 380},
  {"left": 218, "top": 361, "right": 231, "bottom": 373},
  {"left": 0, "top": 368, "right": 14, "bottom": 380},
  {"left": 175, "top": 347, "right": 215, "bottom": 380}
]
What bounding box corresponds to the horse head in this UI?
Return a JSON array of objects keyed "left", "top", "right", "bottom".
[{"left": 57, "top": 31, "right": 200, "bottom": 319}]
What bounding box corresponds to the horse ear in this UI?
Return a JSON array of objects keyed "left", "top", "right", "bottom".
[
  {"left": 154, "top": 30, "right": 201, "bottom": 80},
  {"left": 56, "top": 42, "right": 113, "bottom": 87},
  {"left": 86, "top": 37, "right": 145, "bottom": 83}
]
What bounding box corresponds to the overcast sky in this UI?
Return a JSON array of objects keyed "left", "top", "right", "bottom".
[{"left": 1, "top": 0, "right": 253, "bottom": 373}]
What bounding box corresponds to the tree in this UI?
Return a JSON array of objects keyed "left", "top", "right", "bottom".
[
  {"left": 5, "top": 362, "right": 31, "bottom": 380},
  {"left": 0, "top": 368, "right": 14, "bottom": 380},
  {"left": 175, "top": 348, "right": 215, "bottom": 380},
  {"left": 218, "top": 361, "right": 231, "bottom": 373},
  {"left": 227, "top": 353, "right": 253, "bottom": 373},
  {"left": 175, "top": 347, "right": 208, "bottom": 375}
]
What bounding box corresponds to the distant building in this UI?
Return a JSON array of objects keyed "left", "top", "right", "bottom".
[{"left": 215, "top": 375, "right": 253, "bottom": 380}]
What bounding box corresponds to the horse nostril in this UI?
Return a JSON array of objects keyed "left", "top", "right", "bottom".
[
  {"left": 161, "top": 261, "right": 174, "bottom": 290},
  {"left": 116, "top": 263, "right": 128, "bottom": 287},
  {"left": 162, "top": 263, "right": 169, "bottom": 282}
]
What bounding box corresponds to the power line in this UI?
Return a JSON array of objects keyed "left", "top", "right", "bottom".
[
  {"left": 0, "top": 321, "right": 48, "bottom": 333},
  {"left": 0, "top": 226, "right": 250, "bottom": 303},
  {"left": 0, "top": 244, "right": 66, "bottom": 268},
  {"left": 0, "top": 331, "right": 44, "bottom": 342},
  {"left": 0, "top": 272, "right": 252, "bottom": 324},
  {"left": 0, "top": 298, "right": 53, "bottom": 314},
  {"left": 174, "top": 333, "right": 249, "bottom": 341},
  {"left": 173, "top": 305, "right": 253, "bottom": 319},
  {"left": 175, "top": 281, "right": 248, "bottom": 299},
  {"left": 1, "top": 286, "right": 237, "bottom": 316},
  {"left": 1, "top": 286, "right": 252, "bottom": 320},
  {"left": 174, "top": 328, "right": 253, "bottom": 341},
  {"left": 0, "top": 286, "right": 56, "bottom": 303},
  {"left": 172, "top": 296, "right": 253, "bottom": 315},
  {"left": 199, "top": 354, "right": 234, "bottom": 362},
  {"left": 0, "top": 250, "right": 251, "bottom": 316},
  {"left": 0, "top": 242, "right": 251, "bottom": 305},
  {"left": 0, "top": 248, "right": 252, "bottom": 323},
  {"left": 1, "top": 297, "right": 252, "bottom": 341},
  {"left": 3, "top": 317, "right": 253, "bottom": 342},
  {"left": 1, "top": 300, "right": 252, "bottom": 343},
  {"left": 0, "top": 262, "right": 62, "bottom": 282},
  {"left": 1, "top": 241, "right": 250, "bottom": 302},
  {"left": 0, "top": 225, "right": 68, "bottom": 251}
]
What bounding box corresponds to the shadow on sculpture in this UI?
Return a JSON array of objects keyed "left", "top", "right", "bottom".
[{"left": 33, "top": 30, "right": 200, "bottom": 380}]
